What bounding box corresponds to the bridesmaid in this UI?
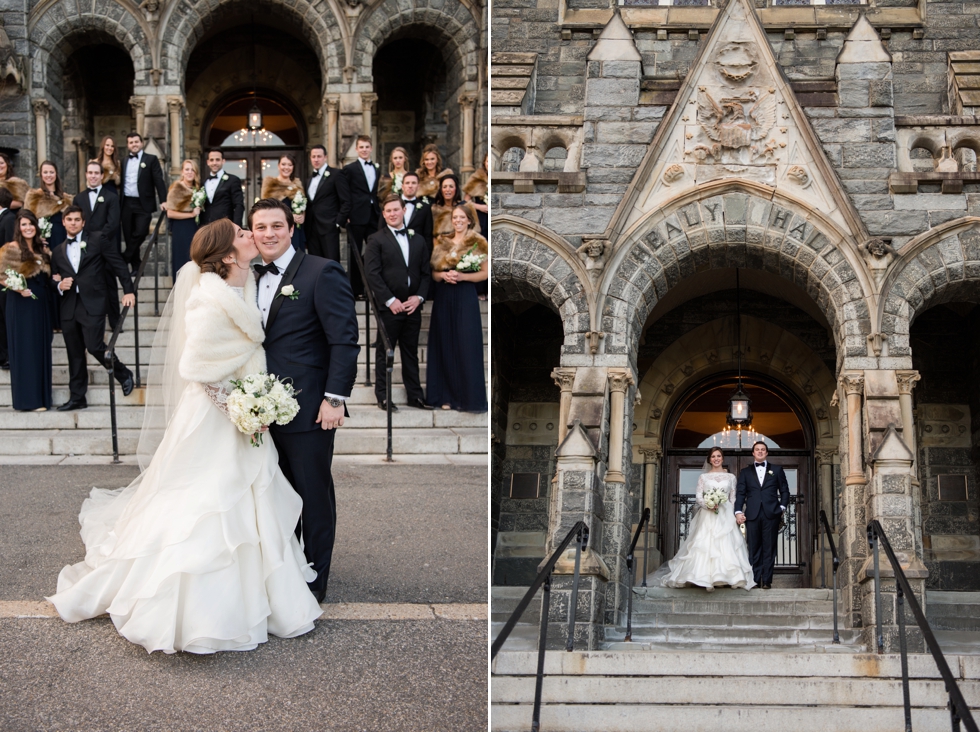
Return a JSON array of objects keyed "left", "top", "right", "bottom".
[
  {"left": 416, "top": 144, "right": 454, "bottom": 200},
  {"left": 379, "top": 146, "right": 410, "bottom": 200},
  {"left": 260, "top": 154, "right": 306, "bottom": 251},
  {"left": 0, "top": 211, "right": 53, "bottom": 411},
  {"left": 165, "top": 159, "right": 201, "bottom": 275},
  {"left": 426, "top": 203, "right": 488, "bottom": 413},
  {"left": 463, "top": 154, "right": 489, "bottom": 300},
  {"left": 95, "top": 136, "right": 121, "bottom": 196},
  {"left": 0, "top": 153, "right": 27, "bottom": 210},
  {"left": 431, "top": 174, "right": 463, "bottom": 242},
  {"left": 25, "top": 160, "right": 72, "bottom": 246}
]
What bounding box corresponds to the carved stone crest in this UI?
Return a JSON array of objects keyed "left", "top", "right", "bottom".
[
  {"left": 662, "top": 163, "right": 685, "bottom": 185},
  {"left": 787, "top": 165, "right": 810, "bottom": 187},
  {"left": 713, "top": 43, "right": 759, "bottom": 83},
  {"left": 691, "top": 88, "right": 776, "bottom": 165}
]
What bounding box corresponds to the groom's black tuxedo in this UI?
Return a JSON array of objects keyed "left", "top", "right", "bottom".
[
  {"left": 734, "top": 460, "right": 791, "bottom": 587},
  {"left": 263, "top": 250, "right": 360, "bottom": 598}
]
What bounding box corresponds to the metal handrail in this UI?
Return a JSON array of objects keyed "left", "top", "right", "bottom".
[
  {"left": 625, "top": 507, "right": 651, "bottom": 642},
  {"left": 490, "top": 521, "right": 588, "bottom": 732},
  {"left": 818, "top": 509, "right": 840, "bottom": 644},
  {"left": 104, "top": 213, "right": 166, "bottom": 463},
  {"left": 867, "top": 520, "right": 978, "bottom": 732},
  {"left": 346, "top": 239, "right": 394, "bottom": 462}
]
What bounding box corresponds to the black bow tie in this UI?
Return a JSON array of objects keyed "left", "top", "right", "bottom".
[
  {"left": 393, "top": 228, "right": 408, "bottom": 236},
  {"left": 403, "top": 198, "right": 416, "bottom": 204},
  {"left": 254, "top": 262, "right": 279, "bottom": 277},
  {"left": 755, "top": 462, "right": 766, "bottom": 467},
  {"left": 128, "top": 153, "right": 138, "bottom": 159},
  {"left": 208, "top": 173, "right": 219, "bottom": 180},
  {"left": 362, "top": 160, "right": 372, "bottom": 166},
  {"left": 88, "top": 188, "right": 98, "bottom": 193}
]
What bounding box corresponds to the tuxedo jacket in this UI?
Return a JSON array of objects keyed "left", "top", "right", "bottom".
[
  {"left": 73, "top": 187, "right": 120, "bottom": 242},
  {"left": 385, "top": 198, "right": 434, "bottom": 246},
  {"left": 51, "top": 232, "right": 133, "bottom": 321},
  {"left": 200, "top": 173, "right": 245, "bottom": 226},
  {"left": 734, "top": 462, "right": 791, "bottom": 522},
  {"left": 364, "top": 227, "right": 431, "bottom": 306},
  {"left": 119, "top": 152, "right": 168, "bottom": 213},
  {"left": 343, "top": 159, "right": 380, "bottom": 226},
  {"left": 0, "top": 208, "right": 15, "bottom": 244},
  {"left": 263, "top": 251, "right": 360, "bottom": 433},
  {"left": 306, "top": 167, "right": 351, "bottom": 240}
]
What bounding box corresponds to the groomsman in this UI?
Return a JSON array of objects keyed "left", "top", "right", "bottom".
[
  {"left": 119, "top": 132, "right": 168, "bottom": 271},
  {"left": 0, "top": 187, "right": 12, "bottom": 369},
  {"left": 397, "top": 172, "right": 433, "bottom": 251},
  {"left": 199, "top": 148, "right": 245, "bottom": 226},
  {"left": 344, "top": 135, "right": 380, "bottom": 299},
  {"left": 364, "top": 195, "right": 432, "bottom": 411},
  {"left": 74, "top": 160, "right": 122, "bottom": 329},
  {"left": 305, "top": 144, "right": 350, "bottom": 261},
  {"left": 51, "top": 206, "right": 136, "bottom": 411}
]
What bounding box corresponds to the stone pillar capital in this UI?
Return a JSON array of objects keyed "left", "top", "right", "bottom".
[
  {"left": 129, "top": 95, "right": 146, "bottom": 112},
  {"left": 32, "top": 98, "right": 49, "bottom": 117},
  {"left": 638, "top": 446, "right": 662, "bottom": 464},
  {"left": 325, "top": 94, "right": 341, "bottom": 112},
  {"left": 166, "top": 96, "right": 184, "bottom": 112},
  {"left": 839, "top": 372, "right": 865, "bottom": 397},
  {"left": 551, "top": 367, "right": 576, "bottom": 391},
  {"left": 458, "top": 91, "right": 479, "bottom": 109},
  {"left": 607, "top": 368, "right": 634, "bottom": 394},
  {"left": 360, "top": 92, "right": 378, "bottom": 111},
  {"left": 895, "top": 370, "right": 921, "bottom": 395},
  {"left": 815, "top": 447, "right": 838, "bottom": 465}
]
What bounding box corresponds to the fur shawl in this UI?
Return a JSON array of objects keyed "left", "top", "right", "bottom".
[
  {"left": 417, "top": 167, "right": 455, "bottom": 199},
  {"left": 0, "top": 177, "right": 29, "bottom": 203},
  {"left": 432, "top": 201, "right": 478, "bottom": 239},
  {"left": 431, "top": 229, "right": 488, "bottom": 272},
  {"left": 261, "top": 177, "right": 304, "bottom": 201},
  {"left": 167, "top": 180, "right": 195, "bottom": 213},
  {"left": 25, "top": 188, "right": 72, "bottom": 219},
  {"left": 462, "top": 169, "right": 487, "bottom": 201},
  {"left": 179, "top": 272, "right": 266, "bottom": 384},
  {"left": 101, "top": 163, "right": 120, "bottom": 187},
  {"left": 0, "top": 242, "right": 50, "bottom": 283}
]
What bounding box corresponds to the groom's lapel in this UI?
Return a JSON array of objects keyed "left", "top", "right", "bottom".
[{"left": 264, "top": 250, "right": 305, "bottom": 333}]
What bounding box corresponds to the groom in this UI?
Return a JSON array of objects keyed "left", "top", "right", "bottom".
[
  {"left": 734, "top": 441, "right": 790, "bottom": 590},
  {"left": 249, "top": 198, "right": 360, "bottom": 603}
]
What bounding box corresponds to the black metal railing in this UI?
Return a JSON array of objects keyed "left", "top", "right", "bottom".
[
  {"left": 818, "top": 509, "right": 840, "bottom": 644},
  {"left": 625, "top": 507, "right": 651, "bottom": 642},
  {"left": 346, "top": 240, "right": 394, "bottom": 462},
  {"left": 491, "top": 521, "right": 588, "bottom": 732},
  {"left": 104, "top": 213, "right": 166, "bottom": 463},
  {"left": 867, "top": 520, "right": 978, "bottom": 732}
]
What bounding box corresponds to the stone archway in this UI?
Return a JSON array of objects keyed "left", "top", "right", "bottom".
[{"left": 599, "top": 182, "right": 875, "bottom": 371}]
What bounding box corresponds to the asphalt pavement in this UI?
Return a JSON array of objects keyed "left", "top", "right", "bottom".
[{"left": 0, "top": 463, "right": 489, "bottom": 731}]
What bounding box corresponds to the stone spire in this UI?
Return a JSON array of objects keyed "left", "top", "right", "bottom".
[{"left": 587, "top": 10, "right": 641, "bottom": 62}]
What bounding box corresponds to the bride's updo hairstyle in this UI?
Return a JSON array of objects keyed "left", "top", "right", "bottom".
[
  {"left": 190, "top": 219, "right": 237, "bottom": 279},
  {"left": 707, "top": 446, "right": 724, "bottom": 463}
]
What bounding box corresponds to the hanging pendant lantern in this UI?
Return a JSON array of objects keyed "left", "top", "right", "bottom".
[
  {"left": 248, "top": 102, "right": 263, "bottom": 131},
  {"left": 727, "top": 268, "right": 752, "bottom": 429}
]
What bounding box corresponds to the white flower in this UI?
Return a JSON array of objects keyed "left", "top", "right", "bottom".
[
  {"left": 79, "top": 240, "right": 87, "bottom": 249},
  {"left": 222, "top": 174, "right": 229, "bottom": 181},
  {"left": 408, "top": 229, "right": 415, "bottom": 237},
  {"left": 97, "top": 196, "right": 104, "bottom": 203},
  {"left": 140, "top": 162, "right": 146, "bottom": 168},
  {"left": 280, "top": 284, "right": 298, "bottom": 299},
  {"left": 324, "top": 170, "right": 330, "bottom": 178},
  {"left": 374, "top": 163, "right": 379, "bottom": 168}
]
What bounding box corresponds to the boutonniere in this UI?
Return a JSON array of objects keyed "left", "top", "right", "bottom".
[
  {"left": 97, "top": 196, "right": 104, "bottom": 203},
  {"left": 768, "top": 470, "right": 774, "bottom": 475},
  {"left": 324, "top": 170, "right": 330, "bottom": 178},
  {"left": 408, "top": 228, "right": 415, "bottom": 237},
  {"left": 279, "top": 284, "right": 299, "bottom": 300},
  {"left": 421, "top": 196, "right": 429, "bottom": 205},
  {"left": 222, "top": 174, "right": 229, "bottom": 182},
  {"left": 140, "top": 162, "right": 146, "bottom": 169},
  {"left": 79, "top": 240, "right": 87, "bottom": 250}
]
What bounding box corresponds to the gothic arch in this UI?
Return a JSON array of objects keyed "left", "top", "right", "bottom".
[
  {"left": 29, "top": 1, "right": 153, "bottom": 89},
  {"left": 157, "top": 0, "right": 346, "bottom": 89},
  {"left": 491, "top": 216, "right": 597, "bottom": 352},
  {"left": 600, "top": 180, "right": 875, "bottom": 370},
  {"left": 877, "top": 216, "right": 980, "bottom": 360}
]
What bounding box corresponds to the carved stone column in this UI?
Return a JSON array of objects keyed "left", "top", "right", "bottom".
[
  {"left": 815, "top": 448, "right": 838, "bottom": 526},
  {"left": 895, "top": 370, "right": 921, "bottom": 461},
  {"left": 325, "top": 95, "right": 340, "bottom": 167},
  {"left": 32, "top": 99, "right": 50, "bottom": 164},
  {"left": 167, "top": 97, "right": 184, "bottom": 177},
  {"left": 129, "top": 96, "right": 146, "bottom": 139},
  {"left": 551, "top": 367, "right": 576, "bottom": 445},
  {"left": 840, "top": 373, "right": 866, "bottom": 486},
  {"left": 605, "top": 369, "right": 634, "bottom": 484},
  {"left": 639, "top": 446, "right": 663, "bottom": 570},
  {"left": 458, "top": 91, "right": 479, "bottom": 174},
  {"left": 72, "top": 138, "right": 89, "bottom": 193},
  {"left": 360, "top": 92, "right": 378, "bottom": 138}
]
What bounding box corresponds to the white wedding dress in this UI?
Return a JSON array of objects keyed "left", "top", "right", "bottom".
[
  {"left": 47, "top": 269, "right": 323, "bottom": 654},
  {"left": 648, "top": 472, "right": 756, "bottom": 591}
]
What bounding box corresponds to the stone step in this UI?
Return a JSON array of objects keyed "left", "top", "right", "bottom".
[
  {"left": 619, "top": 611, "right": 837, "bottom": 629},
  {"left": 602, "top": 625, "right": 864, "bottom": 647},
  {"left": 926, "top": 590, "right": 980, "bottom": 632},
  {"left": 934, "top": 630, "right": 980, "bottom": 655}
]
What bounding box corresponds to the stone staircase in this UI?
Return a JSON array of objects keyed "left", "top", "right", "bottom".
[
  {"left": 491, "top": 585, "right": 980, "bottom": 731},
  {"left": 0, "top": 279, "right": 488, "bottom": 460}
]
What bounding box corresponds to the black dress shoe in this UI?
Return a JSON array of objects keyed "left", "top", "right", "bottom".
[
  {"left": 762, "top": 584, "right": 772, "bottom": 590},
  {"left": 309, "top": 586, "right": 326, "bottom": 603},
  {"left": 57, "top": 398, "right": 87, "bottom": 411},
  {"left": 120, "top": 372, "right": 135, "bottom": 397},
  {"left": 0, "top": 360, "right": 8, "bottom": 370},
  {"left": 409, "top": 398, "right": 434, "bottom": 410},
  {"left": 377, "top": 400, "right": 399, "bottom": 412}
]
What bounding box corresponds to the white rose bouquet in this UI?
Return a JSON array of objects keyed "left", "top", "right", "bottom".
[
  {"left": 36, "top": 217, "right": 52, "bottom": 241},
  {"left": 191, "top": 188, "right": 208, "bottom": 223},
  {"left": 226, "top": 373, "right": 300, "bottom": 447},
  {"left": 456, "top": 246, "right": 486, "bottom": 273},
  {"left": 2, "top": 269, "right": 36, "bottom": 299},
  {"left": 702, "top": 487, "right": 728, "bottom": 513},
  {"left": 291, "top": 190, "right": 307, "bottom": 228},
  {"left": 391, "top": 172, "right": 404, "bottom": 196}
]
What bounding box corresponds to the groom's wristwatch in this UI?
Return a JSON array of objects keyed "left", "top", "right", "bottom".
[{"left": 325, "top": 397, "right": 344, "bottom": 408}]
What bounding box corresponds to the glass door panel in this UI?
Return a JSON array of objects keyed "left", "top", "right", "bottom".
[{"left": 222, "top": 158, "right": 248, "bottom": 227}]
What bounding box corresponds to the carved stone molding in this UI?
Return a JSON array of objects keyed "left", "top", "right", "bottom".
[
  {"left": 31, "top": 98, "right": 50, "bottom": 118},
  {"left": 896, "top": 370, "right": 921, "bottom": 395},
  {"left": 639, "top": 446, "right": 662, "bottom": 464},
  {"left": 607, "top": 369, "right": 635, "bottom": 394},
  {"left": 839, "top": 373, "right": 865, "bottom": 397},
  {"left": 360, "top": 92, "right": 378, "bottom": 112},
  {"left": 815, "top": 448, "right": 838, "bottom": 465},
  {"left": 551, "top": 367, "right": 576, "bottom": 391}
]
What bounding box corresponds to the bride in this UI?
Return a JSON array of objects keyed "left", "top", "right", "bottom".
[
  {"left": 648, "top": 447, "right": 756, "bottom": 592},
  {"left": 47, "top": 219, "right": 323, "bottom": 654}
]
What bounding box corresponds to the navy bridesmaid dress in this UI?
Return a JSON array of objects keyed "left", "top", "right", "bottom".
[
  {"left": 425, "top": 280, "right": 487, "bottom": 412},
  {"left": 169, "top": 217, "right": 199, "bottom": 275},
  {"left": 7, "top": 272, "right": 53, "bottom": 411},
  {"left": 45, "top": 211, "right": 65, "bottom": 332}
]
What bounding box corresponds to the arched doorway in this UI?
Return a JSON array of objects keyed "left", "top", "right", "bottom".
[
  {"left": 202, "top": 91, "right": 307, "bottom": 207},
  {"left": 661, "top": 374, "right": 816, "bottom": 585}
]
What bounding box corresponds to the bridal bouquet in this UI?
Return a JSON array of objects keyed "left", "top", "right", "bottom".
[
  {"left": 226, "top": 373, "right": 300, "bottom": 447},
  {"left": 37, "top": 216, "right": 52, "bottom": 241},
  {"left": 2, "top": 269, "right": 36, "bottom": 299},
  {"left": 191, "top": 188, "right": 208, "bottom": 223},
  {"left": 391, "top": 172, "right": 404, "bottom": 196},
  {"left": 456, "top": 249, "right": 486, "bottom": 273},
  {"left": 291, "top": 190, "right": 307, "bottom": 228},
  {"left": 702, "top": 487, "right": 728, "bottom": 512}
]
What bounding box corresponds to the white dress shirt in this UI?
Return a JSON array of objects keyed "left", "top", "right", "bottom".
[
  {"left": 124, "top": 151, "right": 142, "bottom": 197},
  {"left": 384, "top": 225, "right": 413, "bottom": 308},
  {"left": 88, "top": 184, "right": 102, "bottom": 211},
  {"left": 308, "top": 166, "right": 324, "bottom": 200},
  {"left": 204, "top": 168, "right": 224, "bottom": 203},
  {"left": 360, "top": 158, "right": 376, "bottom": 190},
  {"left": 58, "top": 234, "right": 83, "bottom": 295},
  {"left": 256, "top": 246, "right": 345, "bottom": 402},
  {"left": 403, "top": 199, "right": 417, "bottom": 227}
]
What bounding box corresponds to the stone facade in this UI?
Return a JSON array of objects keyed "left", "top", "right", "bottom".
[{"left": 492, "top": 0, "right": 980, "bottom": 651}]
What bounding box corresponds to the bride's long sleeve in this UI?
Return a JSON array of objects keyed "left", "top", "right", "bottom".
[
  {"left": 728, "top": 475, "right": 737, "bottom": 505},
  {"left": 203, "top": 381, "right": 232, "bottom": 418},
  {"left": 696, "top": 475, "right": 707, "bottom": 508}
]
